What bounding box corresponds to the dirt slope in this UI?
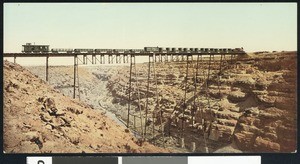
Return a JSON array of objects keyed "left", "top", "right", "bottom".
[{"left": 3, "top": 60, "right": 169, "bottom": 153}]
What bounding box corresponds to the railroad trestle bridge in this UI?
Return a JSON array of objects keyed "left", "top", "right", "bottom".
[{"left": 4, "top": 50, "right": 246, "bottom": 152}]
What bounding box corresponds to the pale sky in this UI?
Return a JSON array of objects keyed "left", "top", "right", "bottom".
[{"left": 3, "top": 3, "right": 297, "bottom": 65}]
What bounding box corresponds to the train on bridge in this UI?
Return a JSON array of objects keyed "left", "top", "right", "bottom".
[{"left": 22, "top": 43, "right": 245, "bottom": 54}]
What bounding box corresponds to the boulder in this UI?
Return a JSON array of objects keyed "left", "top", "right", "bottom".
[
  {"left": 255, "top": 95, "right": 276, "bottom": 107},
  {"left": 244, "top": 107, "right": 260, "bottom": 116},
  {"left": 24, "top": 131, "right": 40, "bottom": 141},
  {"left": 264, "top": 132, "right": 278, "bottom": 141},
  {"left": 274, "top": 97, "right": 296, "bottom": 111},
  {"left": 259, "top": 107, "right": 284, "bottom": 119},
  {"left": 228, "top": 90, "right": 247, "bottom": 103},
  {"left": 253, "top": 136, "right": 280, "bottom": 152},
  {"left": 209, "top": 128, "right": 219, "bottom": 141},
  {"left": 234, "top": 131, "right": 255, "bottom": 150}
]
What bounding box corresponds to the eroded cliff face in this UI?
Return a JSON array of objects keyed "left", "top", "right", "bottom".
[
  {"left": 232, "top": 52, "right": 297, "bottom": 152},
  {"left": 106, "top": 51, "right": 296, "bottom": 152}
]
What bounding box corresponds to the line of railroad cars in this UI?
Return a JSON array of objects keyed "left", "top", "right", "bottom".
[
  {"left": 144, "top": 47, "right": 244, "bottom": 53},
  {"left": 22, "top": 43, "right": 244, "bottom": 54}
]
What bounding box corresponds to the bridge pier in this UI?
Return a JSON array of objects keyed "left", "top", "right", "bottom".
[
  {"left": 123, "top": 55, "right": 126, "bottom": 63},
  {"left": 101, "top": 55, "right": 103, "bottom": 64},
  {"left": 192, "top": 54, "right": 201, "bottom": 126},
  {"left": 219, "top": 54, "right": 224, "bottom": 74},
  {"left": 112, "top": 55, "right": 115, "bottom": 64},
  {"left": 46, "top": 55, "right": 49, "bottom": 82},
  {"left": 217, "top": 54, "right": 224, "bottom": 100},
  {"left": 127, "top": 54, "right": 135, "bottom": 127},
  {"left": 73, "top": 55, "right": 77, "bottom": 99},
  {"left": 126, "top": 53, "right": 144, "bottom": 138},
  {"left": 159, "top": 54, "right": 162, "bottom": 62},
  {"left": 182, "top": 54, "right": 193, "bottom": 138},
  {"left": 118, "top": 55, "right": 122, "bottom": 64},
  {"left": 72, "top": 54, "right": 81, "bottom": 100},
  {"left": 207, "top": 54, "right": 212, "bottom": 85},
  {"left": 14, "top": 55, "right": 16, "bottom": 64},
  {"left": 144, "top": 54, "right": 154, "bottom": 136},
  {"left": 99, "top": 55, "right": 102, "bottom": 64},
  {"left": 152, "top": 54, "right": 165, "bottom": 146},
  {"left": 164, "top": 54, "right": 168, "bottom": 62},
  {"left": 83, "top": 55, "right": 86, "bottom": 64},
  {"left": 206, "top": 54, "right": 213, "bottom": 137},
  {"left": 92, "top": 55, "right": 95, "bottom": 64}
]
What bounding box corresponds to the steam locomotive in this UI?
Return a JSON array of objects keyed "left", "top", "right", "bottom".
[{"left": 22, "top": 43, "right": 244, "bottom": 54}]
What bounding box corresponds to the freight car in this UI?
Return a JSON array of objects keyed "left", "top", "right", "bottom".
[
  {"left": 51, "top": 48, "right": 73, "bottom": 53},
  {"left": 74, "top": 49, "right": 94, "bottom": 53},
  {"left": 144, "top": 47, "right": 159, "bottom": 52}
]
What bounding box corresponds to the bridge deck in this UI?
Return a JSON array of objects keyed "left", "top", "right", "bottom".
[{"left": 3, "top": 52, "right": 246, "bottom": 57}]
